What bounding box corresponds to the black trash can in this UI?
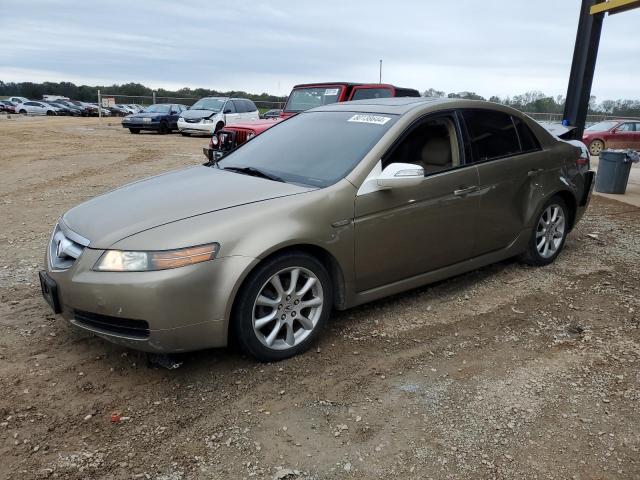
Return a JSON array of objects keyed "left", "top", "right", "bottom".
[{"left": 594, "top": 150, "right": 634, "bottom": 194}]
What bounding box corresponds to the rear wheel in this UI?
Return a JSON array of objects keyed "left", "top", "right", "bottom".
[
  {"left": 129, "top": 128, "right": 140, "bottom": 134},
  {"left": 159, "top": 121, "right": 169, "bottom": 134},
  {"left": 19, "top": 109, "right": 27, "bottom": 115},
  {"left": 215, "top": 121, "right": 224, "bottom": 133},
  {"left": 232, "top": 253, "right": 332, "bottom": 362},
  {"left": 46, "top": 110, "right": 54, "bottom": 116},
  {"left": 589, "top": 139, "right": 604, "bottom": 156},
  {"left": 520, "top": 196, "right": 568, "bottom": 266}
]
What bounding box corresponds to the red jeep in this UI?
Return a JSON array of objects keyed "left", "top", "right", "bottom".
[{"left": 203, "top": 82, "right": 420, "bottom": 162}]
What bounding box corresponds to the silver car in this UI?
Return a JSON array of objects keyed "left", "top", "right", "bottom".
[{"left": 40, "top": 97, "right": 594, "bottom": 361}]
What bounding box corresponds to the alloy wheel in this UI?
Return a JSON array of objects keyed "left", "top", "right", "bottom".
[
  {"left": 252, "top": 266, "right": 324, "bottom": 350},
  {"left": 589, "top": 140, "right": 604, "bottom": 156},
  {"left": 535, "top": 204, "right": 566, "bottom": 259}
]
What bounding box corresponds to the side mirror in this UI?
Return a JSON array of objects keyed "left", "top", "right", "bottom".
[
  {"left": 377, "top": 163, "right": 424, "bottom": 189},
  {"left": 223, "top": 108, "right": 232, "bottom": 114}
]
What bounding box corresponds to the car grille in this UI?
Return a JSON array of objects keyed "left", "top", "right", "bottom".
[
  {"left": 73, "top": 310, "right": 151, "bottom": 339},
  {"left": 49, "top": 222, "right": 89, "bottom": 270},
  {"left": 184, "top": 118, "right": 201, "bottom": 123}
]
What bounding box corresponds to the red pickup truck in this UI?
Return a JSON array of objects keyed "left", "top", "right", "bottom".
[{"left": 203, "top": 82, "right": 420, "bottom": 162}]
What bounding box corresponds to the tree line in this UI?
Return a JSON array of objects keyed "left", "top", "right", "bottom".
[
  {"left": 1, "top": 80, "right": 638, "bottom": 117},
  {"left": 0, "top": 81, "right": 286, "bottom": 104},
  {"left": 423, "top": 88, "right": 640, "bottom": 118}
]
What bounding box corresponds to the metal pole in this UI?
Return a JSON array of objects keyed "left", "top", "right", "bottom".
[
  {"left": 562, "top": 0, "right": 605, "bottom": 139},
  {"left": 152, "top": 91, "right": 156, "bottom": 104},
  {"left": 97, "top": 89, "right": 102, "bottom": 119},
  {"left": 379, "top": 59, "right": 382, "bottom": 83}
]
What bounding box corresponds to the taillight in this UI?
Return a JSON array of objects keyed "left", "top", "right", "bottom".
[{"left": 576, "top": 150, "right": 589, "bottom": 166}]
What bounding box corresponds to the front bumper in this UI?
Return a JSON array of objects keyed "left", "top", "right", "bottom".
[
  {"left": 43, "top": 246, "right": 255, "bottom": 353},
  {"left": 202, "top": 147, "right": 226, "bottom": 162},
  {"left": 178, "top": 120, "right": 215, "bottom": 135},
  {"left": 122, "top": 120, "right": 160, "bottom": 131}
]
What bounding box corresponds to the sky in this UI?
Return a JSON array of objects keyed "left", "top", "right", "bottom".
[{"left": 1, "top": 0, "right": 638, "bottom": 100}]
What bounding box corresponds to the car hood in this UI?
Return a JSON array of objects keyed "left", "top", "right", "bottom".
[
  {"left": 180, "top": 109, "right": 219, "bottom": 120},
  {"left": 62, "top": 166, "right": 314, "bottom": 249}
]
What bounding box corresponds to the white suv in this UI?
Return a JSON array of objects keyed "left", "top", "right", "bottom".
[{"left": 177, "top": 97, "right": 259, "bottom": 136}]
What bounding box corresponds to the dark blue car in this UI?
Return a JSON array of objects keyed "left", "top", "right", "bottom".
[{"left": 122, "top": 104, "right": 188, "bottom": 134}]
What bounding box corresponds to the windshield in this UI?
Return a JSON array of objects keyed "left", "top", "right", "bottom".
[
  {"left": 586, "top": 120, "right": 618, "bottom": 132},
  {"left": 191, "top": 98, "right": 226, "bottom": 111},
  {"left": 219, "top": 111, "right": 398, "bottom": 188},
  {"left": 284, "top": 86, "right": 343, "bottom": 112},
  {"left": 143, "top": 104, "right": 170, "bottom": 113}
]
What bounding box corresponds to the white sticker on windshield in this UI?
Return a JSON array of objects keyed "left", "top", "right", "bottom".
[
  {"left": 347, "top": 114, "right": 391, "bottom": 125},
  {"left": 325, "top": 88, "right": 340, "bottom": 96}
]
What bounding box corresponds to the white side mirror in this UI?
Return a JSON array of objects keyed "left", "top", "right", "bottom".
[{"left": 377, "top": 163, "right": 424, "bottom": 189}]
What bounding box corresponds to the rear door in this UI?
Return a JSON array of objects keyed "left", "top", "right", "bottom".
[
  {"left": 460, "top": 109, "right": 551, "bottom": 256},
  {"left": 634, "top": 123, "right": 640, "bottom": 149},
  {"left": 244, "top": 100, "right": 259, "bottom": 120}
]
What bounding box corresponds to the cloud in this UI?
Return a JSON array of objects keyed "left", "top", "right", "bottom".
[{"left": 0, "top": 0, "right": 638, "bottom": 99}]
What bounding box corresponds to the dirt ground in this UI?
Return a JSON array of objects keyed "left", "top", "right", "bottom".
[{"left": 0, "top": 116, "right": 639, "bottom": 480}]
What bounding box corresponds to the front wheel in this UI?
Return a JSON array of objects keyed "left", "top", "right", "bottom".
[
  {"left": 520, "top": 196, "right": 568, "bottom": 266},
  {"left": 180, "top": 132, "right": 190, "bottom": 137},
  {"left": 232, "top": 253, "right": 333, "bottom": 362},
  {"left": 129, "top": 128, "right": 140, "bottom": 134},
  {"left": 589, "top": 139, "right": 604, "bottom": 156},
  {"left": 19, "top": 109, "right": 27, "bottom": 115},
  {"left": 158, "top": 121, "right": 169, "bottom": 134}
]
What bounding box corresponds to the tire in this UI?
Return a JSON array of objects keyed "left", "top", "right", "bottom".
[
  {"left": 232, "top": 252, "right": 333, "bottom": 362},
  {"left": 520, "top": 196, "right": 569, "bottom": 266},
  {"left": 159, "top": 121, "right": 169, "bottom": 134},
  {"left": 589, "top": 139, "right": 604, "bottom": 156},
  {"left": 46, "top": 110, "right": 54, "bottom": 116},
  {"left": 215, "top": 121, "right": 224, "bottom": 133},
  {"left": 129, "top": 128, "right": 140, "bottom": 134},
  {"left": 180, "top": 132, "right": 190, "bottom": 137},
  {"left": 19, "top": 109, "right": 27, "bottom": 115}
]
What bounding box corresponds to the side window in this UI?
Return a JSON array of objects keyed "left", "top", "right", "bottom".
[
  {"left": 245, "top": 100, "right": 257, "bottom": 112},
  {"left": 634, "top": 123, "right": 640, "bottom": 132},
  {"left": 382, "top": 115, "right": 461, "bottom": 176},
  {"left": 512, "top": 116, "right": 541, "bottom": 152},
  {"left": 25, "top": 102, "right": 37, "bottom": 106},
  {"left": 224, "top": 101, "right": 236, "bottom": 114},
  {"left": 462, "top": 110, "right": 521, "bottom": 161},
  {"left": 351, "top": 88, "right": 393, "bottom": 101},
  {"left": 617, "top": 123, "right": 633, "bottom": 132},
  {"left": 232, "top": 100, "right": 246, "bottom": 113}
]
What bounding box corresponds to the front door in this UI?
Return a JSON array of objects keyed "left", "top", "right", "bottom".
[
  {"left": 608, "top": 122, "right": 637, "bottom": 149},
  {"left": 354, "top": 113, "right": 479, "bottom": 292}
]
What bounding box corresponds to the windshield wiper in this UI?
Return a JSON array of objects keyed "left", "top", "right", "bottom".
[{"left": 223, "top": 166, "right": 285, "bottom": 183}]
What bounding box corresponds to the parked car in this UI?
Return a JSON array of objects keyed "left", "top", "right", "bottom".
[
  {"left": 43, "top": 102, "right": 69, "bottom": 115},
  {"left": 0, "top": 100, "right": 17, "bottom": 113},
  {"left": 205, "top": 82, "right": 421, "bottom": 157},
  {"left": 582, "top": 119, "right": 640, "bottom": 155},
  {"left": 40, "top": 97, "right": 594, "bottom": 361},
  {"left": 203, "top": 119, "right": 281, "bottom": 162},
  {"left": 261, "top": 109, "right": 282, "bottom": 119},
  {"left": 177, "top": 97, "right": 259, "bottom": 136},
  {"left": 54, "top": 100, "right": 86, "bottom": 116},
  {"left": 16, "top": 101, "right": 57, "bottom": 116},
  {"left": 128, "top": 104, "right": 144, "bottom": 113},
  {"left": 8, "top": 96, "right": 30, "bottom": 105},
  {"left": 122, "top": 103, "right": 187, "bottom": 134}
]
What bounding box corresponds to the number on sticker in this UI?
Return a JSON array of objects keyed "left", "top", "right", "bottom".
[{"left": 347, "top": 114, "right": 391, "bottom": 125}]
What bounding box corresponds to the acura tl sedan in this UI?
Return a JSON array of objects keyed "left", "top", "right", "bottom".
[{"left": 40, "top": 97, "right": 594, "bottom": 361}]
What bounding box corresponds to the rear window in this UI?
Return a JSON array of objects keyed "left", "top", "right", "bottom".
[
  {"left": 351, "top": 88, "right": 393, "bottom": 101},
  {"left": 285, "top": 86, "right": 343, "bottom": 112},
  {"left": 462, "top": 110, "right": 521, "bottom": 161}
]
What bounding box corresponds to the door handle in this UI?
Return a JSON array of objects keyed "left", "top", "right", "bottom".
[
  {"left": 527, "top": 168, "right": 544, "bottom": 177},
  {"left": 453, "top": 185, "right": 479, "bottom": 196}
]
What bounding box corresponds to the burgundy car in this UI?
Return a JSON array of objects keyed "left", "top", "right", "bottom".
[{"left": 582, "top": 119, "right": 640, "bottom": 155}]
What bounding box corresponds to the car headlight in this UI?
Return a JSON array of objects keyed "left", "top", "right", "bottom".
[
  {"left": 93, "top": 243, "right": 219, "bottom": 272},
  {"left": 202, "top": 119, "right": 214, "bottom": 124}
]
